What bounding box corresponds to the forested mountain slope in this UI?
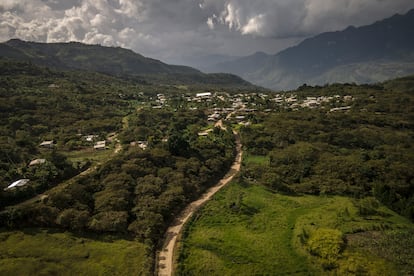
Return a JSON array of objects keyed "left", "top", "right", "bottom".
[{"left": 0, "top": 39, "right": 257, "bottom": 89}]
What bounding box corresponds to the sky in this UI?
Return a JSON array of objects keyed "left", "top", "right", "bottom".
[{"left": 1, "top": 0, "right": 413, "bottom": 65}]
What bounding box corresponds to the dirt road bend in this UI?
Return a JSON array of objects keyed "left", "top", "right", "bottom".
[{"left": 157, "top": 131, "right": 242, "bottom": 276}]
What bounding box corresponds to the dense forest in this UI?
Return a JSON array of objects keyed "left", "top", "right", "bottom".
[
  {"left": 1, "top": 108, "right": 235, "bottom": 243},
  {"left": 0, "top": 60, "right": 144, "bottom": 206}
]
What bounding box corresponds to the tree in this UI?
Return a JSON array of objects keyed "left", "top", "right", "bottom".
[
  {"left": 88, "top": 211, "right": 129, "bottom": 232},
  {"left": 56, "top": 208, "right": 90, "bottom": 230},
  {"left": 168, "top": 132, "right": 190, "bottom": 157}
]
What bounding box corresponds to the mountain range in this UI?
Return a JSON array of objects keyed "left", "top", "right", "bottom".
[
  {"left": 204, "top": 9, "right": 414, "bottom": 90},
  {"left": 2, "top": 9, "right": 414, "bottom": 91},
  {"left": 0, "top": 39, "right": 255, "bottom": 89}
]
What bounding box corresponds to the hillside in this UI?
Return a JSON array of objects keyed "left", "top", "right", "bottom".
[
  {"left": 207, "top": 51, "right": 272, "bottom": 76},
  {"left": 206, "top": 9, "right": 414, "bottom": 90},
  {"left": 0, "top": 39, "right": 257, "bottom": 89},
  {"left": 1, "top": 39, "right": 199, "bottom": 75}
]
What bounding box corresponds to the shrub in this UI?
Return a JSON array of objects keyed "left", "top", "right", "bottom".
[{"left": 307, "top": 228, "right": 345, "bottom": 269}]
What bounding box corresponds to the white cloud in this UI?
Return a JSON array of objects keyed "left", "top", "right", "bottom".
[
  {"left": 0, "top": 0, "right": 413, "bottom": 63},
  {"left": 241, "top": 14, "right": 265, "bottom": 35},
  {"left": 0, "top": 0, "right": 23, "bottom": 10},
  {"left": 222, "top": 2, "right": 241, "bottom": 30},
  {"left": 115, "top": 0, "right": 142, "bottom": 18},
  {"left": 207, "top": 14, "right": 217, "bottom": 29},
  {"left": 90, "top": 14, "right": 105, "bottom": 27}
]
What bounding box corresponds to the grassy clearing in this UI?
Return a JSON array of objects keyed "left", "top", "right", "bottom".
[
  {"left": 0, "top": 229, "right": 149, "bottom": 276},
  {"left": 242, "top": 154, "right": 269, "bottom": 166},
  {"left": 64, "top": 148, "right": 114, "bottom": 164},
  {"left": 177, "top": 182, "right": 414, "bottom": 275}
]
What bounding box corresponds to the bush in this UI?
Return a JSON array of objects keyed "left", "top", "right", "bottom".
[{"left": 307, "top": 228, "right": 345, "bottom": 268}]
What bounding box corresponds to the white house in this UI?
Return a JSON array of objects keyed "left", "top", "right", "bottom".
[
  {"left": 196, "top": 92, "right": 212, "bottom": 98},
  {"left": 39, "top": 140, "right": 54, "bottom": 148},
  {"left": 29, "top": 159, "right": 46, "bottom": 166},
  {"left": 94, "top": 140, "right": 106, "bottom": 150},
  {"left": 4, "top": 179, "right": 30, "bottom": 191}
]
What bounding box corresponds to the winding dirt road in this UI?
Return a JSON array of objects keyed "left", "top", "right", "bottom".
[{"left": 157, "top": 131, "right": 242, "bottom": 276}]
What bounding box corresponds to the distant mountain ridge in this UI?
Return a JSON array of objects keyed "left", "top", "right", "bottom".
[
  {"left": 0, "top": 39, "right": 260, "bottom": 89},
  {"left": 0, "top": 39, "right": 200, "bottom": 75},
  {"left": 206, "top": 9, "right": 414, "bottom": 90}
]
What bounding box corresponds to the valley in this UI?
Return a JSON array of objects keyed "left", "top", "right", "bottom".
[{"left": 0, "top": 39, "right": 413, "bottom": 275}]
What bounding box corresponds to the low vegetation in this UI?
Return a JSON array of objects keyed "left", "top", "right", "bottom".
[
  {"left": 177, "top": 182, "right": 414, "bottom": 275},
  {"left": 0, "top": 229, "right": 149, "bottom": 275}
]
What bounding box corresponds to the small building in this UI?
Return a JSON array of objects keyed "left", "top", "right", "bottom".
[
  {"left": 198, "top": 129, "right": 213, "bottom": 136},
  {"left": 39, "top": 140, "right": 54, "bottom": 148},
  {"left": 29, "top": 158, "right": 46, "bottom": 166},
  {"left": 4, "top": 179, "right": 30, "bottom": 191},
  {"left": 196, "top": 92, "right": 212, "bottom": 98},
  {"left": 138, "top": 141, "right": 148, "bottom": 150},
  {"left": 48, "top": 84, "right": 59, "bottom": 89},
  {"left": 94, "top": 140, "right": 106, "bottom": 150},
  {"left": 208, "top": 112, "right": 221, "bottom": 122},
  {"left": 130, "top": 141, "right": 149, "bottom": 150},
  {"left": 83, "top": 135, "right": 98, "bottom": 142},
  {"left": 329, "top": 106, "right": 352, "bottom": 112}
]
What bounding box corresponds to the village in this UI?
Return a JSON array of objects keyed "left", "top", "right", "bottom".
[
  {"left": 4, "top": 90, "right": 354, "bottom": 191},
  {"left": 152, "top": 91, "right": 354, "bottom": 123}
]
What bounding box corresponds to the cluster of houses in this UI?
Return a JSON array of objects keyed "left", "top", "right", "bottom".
[
  {"left": 153, "top": 91, "right": 355, "bottom": 115},
  {"left": 152, "top": 93, "right": 168, "bottom": 109},
  {"left": 4, "top": 158, "right": 47, "bottom": 191},
  {"left": 5, "top": 141, "right": 57, "bottom": 191},
  {"left": 268, "top": 93, "right": 354, "bottom": 110},
  {"left": 4, "top": 135, "right": 110, "bottom": 191}
]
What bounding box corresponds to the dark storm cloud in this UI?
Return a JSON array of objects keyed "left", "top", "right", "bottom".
[{"left": 0, "top": 0, "right": 413, "bottom": 63}]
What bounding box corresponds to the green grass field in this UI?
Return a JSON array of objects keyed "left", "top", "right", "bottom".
[
  {"left": 242, "top": 154, "right": 269, "bottom": 166},
  {"left": 177, "top": 182, "right": 414, "bottom": 275},
  {"left": 64, "top": 147, "right": 114, "bottom": 164},
  {"left": 0, "top": 229, "right": 150, "bottom": 276}
]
